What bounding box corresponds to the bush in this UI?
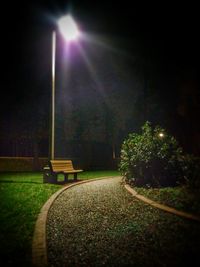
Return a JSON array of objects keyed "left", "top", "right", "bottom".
[
  {"left": 183, "top": 155, "right": 200, "bottom": 191},
  {"left": 119, "top": 122, "right": 185, "bottom": 187}
]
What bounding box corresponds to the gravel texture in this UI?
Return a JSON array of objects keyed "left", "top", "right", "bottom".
[{"left": 47, "top": 177, "right": 200, "bottom": 267}]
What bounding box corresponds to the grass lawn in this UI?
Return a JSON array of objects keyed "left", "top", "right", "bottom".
[
  {"left": 0, "top": 171, "right": 119, "bottom": 267},
  {"left": 135, "top": 186, "right": 200, "bottom": 216}
]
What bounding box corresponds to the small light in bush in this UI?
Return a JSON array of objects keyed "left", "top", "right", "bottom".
[{"left": 158, "top": 132, "right": 164, "bottom": 138}]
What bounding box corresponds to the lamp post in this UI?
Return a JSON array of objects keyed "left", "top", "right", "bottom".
[{"left": 50, "top": 15, "right": 80, "bottom": 160}]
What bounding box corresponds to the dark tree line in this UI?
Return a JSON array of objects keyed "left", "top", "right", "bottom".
[{"left": 1, "top": 27, "right": 200, "bottom": 162}]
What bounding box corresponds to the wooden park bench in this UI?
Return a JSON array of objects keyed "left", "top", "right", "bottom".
[{"left": 50, "top": 160, "right": 83, "bottom": 182}]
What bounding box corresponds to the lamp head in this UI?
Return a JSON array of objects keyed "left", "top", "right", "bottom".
[
  {"left": 158, "top": 132, "right": 164, "bottom": 138},
  {"left": 58, "top": 15, "right": 80, "bottom": 42}
]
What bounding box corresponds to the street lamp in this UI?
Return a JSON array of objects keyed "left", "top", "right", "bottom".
[
  {"left": 51, "top": 14, "right": 80, "bottom": 160},
  {"left": 158, "top": 132, "right": 164, "bottom": 138}
]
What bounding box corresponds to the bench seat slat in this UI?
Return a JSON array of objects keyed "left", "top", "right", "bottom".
[
  {"left": 50, "top": 160, "right": 83, "bottom": 173},
  {"left": 53, "top": 170, "right": 83, "bottom": 173}
]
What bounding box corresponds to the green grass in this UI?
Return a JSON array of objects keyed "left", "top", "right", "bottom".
[
  {"left": 135, "top": 186, "right": 200, "bottom": 216},
  {"left": 0, "top": 170, "right": 119, "bottom": 183},
  {"left": 0, "top": 171, "right": 119, "bottom": 267}
]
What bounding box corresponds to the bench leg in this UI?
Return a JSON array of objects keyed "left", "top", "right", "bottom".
[
  {"left": 74, "top": 173, "right": 77, "bottom": 181},
  {"left": 64, "top": 174, "right": 68, "bottom": 182},
  {"left": 49, "top": 173, "right": 57, "bottom": 184},
  {"left": 53, "top": 173, "right": 58, "bottom": 183}
]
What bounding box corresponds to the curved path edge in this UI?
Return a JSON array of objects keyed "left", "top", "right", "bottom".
[
  {"left": 124, "top": 183, "right": 200, "bottom": 223},
  {"left": 32, "top": 177, "right": 119, "bottom": 267},
  {"left": 32, "top": 176, "right": 200, "bottom": 267}
]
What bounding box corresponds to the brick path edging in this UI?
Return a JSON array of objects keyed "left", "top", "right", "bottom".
[{"left": 124, "top": 183, "right": 200, "bottom": 223}]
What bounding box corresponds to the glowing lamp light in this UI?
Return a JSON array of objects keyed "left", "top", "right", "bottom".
[
  {"left": 58, "top": 15, "right": 80, "bottom": 42},
  {"left": 158, "top": 132, "right": 164, "bottom": 138}
]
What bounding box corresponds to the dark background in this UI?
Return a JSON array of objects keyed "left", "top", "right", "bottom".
[{"left": 1, "top": 0, "right": 200, "bottom": 166}]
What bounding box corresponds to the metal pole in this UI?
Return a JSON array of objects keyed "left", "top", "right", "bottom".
[{"left": 51, "top": 31, "right": 56, "bottom": 160}]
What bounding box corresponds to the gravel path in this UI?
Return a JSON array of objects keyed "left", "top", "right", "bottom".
[{"left": 46, "top": 177, "right": 200, "bottom": 267}]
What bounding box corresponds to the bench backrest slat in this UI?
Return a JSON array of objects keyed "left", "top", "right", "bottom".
[{"left": 50, "top": 160, "right": 74, "bottom": 172}]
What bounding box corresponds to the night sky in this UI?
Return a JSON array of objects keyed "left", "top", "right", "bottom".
[{"left": 1, "top": 0, "right": 200, "bottom": 156}]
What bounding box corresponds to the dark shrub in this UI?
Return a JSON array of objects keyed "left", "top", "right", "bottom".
[
  {"left": 119, "top": 122, "right": 184, "bottom": 187},
  {"left": 183, "top": 155, "right": 200, "bottom": 191}
]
